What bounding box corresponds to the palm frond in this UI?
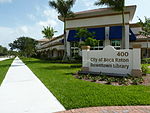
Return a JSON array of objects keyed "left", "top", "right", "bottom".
[
  {"left": 95, "top": 0, "right": 125, "bottom": 11},
  {"left": 138, "top": 17, "right": 150, "bottom": 37},
  {"left": 49, "top": 1, "right": 58, "bottom": 10},
  {"left": 42, "top": 26, "right": 57, "bottom": 39},
  {"left": 49, "top": 0, "right": 75, "bottom": 18}
]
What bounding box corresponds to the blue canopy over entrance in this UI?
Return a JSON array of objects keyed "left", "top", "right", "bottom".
[
  {"left": 67, "top": 30, "right": 79, "bottom": 42},
  {"left": 109, "top": 26, "right": 136, "bottom": 41},
  {"left": 67, "top": 27, "right": 105, "bottom": 42},
  {"left": 67, "top": 26, "right": 136, "bottom": 42},
  {"left": 109, "top": 26, "right": 122, "bottom": 39},
  {"left": 129, "top": 28, "right": 136, "bottom": 41}
]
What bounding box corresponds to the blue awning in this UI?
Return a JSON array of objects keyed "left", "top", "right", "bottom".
[
  {"left": 88, "top": 27, "right": 105, "bottom": 40},
  {"left": 109, "top": 26, "right": 122, "bottom": 39},
  {"left": 67, "top": 27, "right": 105, "bottom": 42},
  {"left": 129, "top": 28, "right": 136, "bottom": 41},
  {"left": 67, "top": 30, "right": 80, "bottom": 42},
  {"left": 109, "top": 26, "right": 137, "bottom": 41},
  {"left": 67, "top": 26, "right": 136, "bottom": 42}
]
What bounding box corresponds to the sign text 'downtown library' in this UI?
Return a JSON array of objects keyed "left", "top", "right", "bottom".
[{"left": 82, "top": 46, "right": 141, "bottom": 75}]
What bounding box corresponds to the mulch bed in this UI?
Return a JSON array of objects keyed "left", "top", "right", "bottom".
[
  {"left": 74, "top": 73, "right": 150, "bottom": 86},
  {"left": 142, "top": 74, "right": 150, "bottom": 86}
]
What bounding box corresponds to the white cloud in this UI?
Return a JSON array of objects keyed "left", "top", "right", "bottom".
[
  {"left": 0, "top": 0, "right": 13, "bottom": 3},
  {"left": 27, "top": 14, "right": 36, "bottom": 21},
  {"left": 27, "top": 6, "right": 60, "bottom": 28},
  {"left": 20, "top": 26, "right": 29, "bottom": 34},
  {"left": 38, "top": 19, "right": 57, "bottom": 27},
  {"left": 35, "top": 7, "right": 61, "bottom": 28},
  {"left": 0, "top": 25, "right": 43, "bottom": 48},
  {"left": 43, "top": 9, "right": 58, "bottom": 19},
  {"left": 0, "top": 26, "right": 18, "bottom": 48},
  {"left": 43, "top": 9, "right": 52, "bottom": 17},
  {"left": 80, "top": 0, "right": 98, "bottom": 10},
  {"left": 0, "top": 6, "right": 63, "bottom": 48},
  {"left": 84, "top": 1, "right": 94, "bottom": 7}
]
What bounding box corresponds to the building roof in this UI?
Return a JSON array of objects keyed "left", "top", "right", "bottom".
[
  {"left": 38, "top": 34, "right": 64, "bottom": 43},
  {"left": 130, "top": 23, "right": 141, "bottom": 28},
  {"left": 40, "top": 34, "right": 64, "bottom": 45},
  {"left": 38, "top": 38, "right": 50, "bottom": 42},
  {"left": 136, "top": 34, "right": 150, "bottom": 40},
  {"left": 59, "top": 5, "right": 136, "bottom": 21}
]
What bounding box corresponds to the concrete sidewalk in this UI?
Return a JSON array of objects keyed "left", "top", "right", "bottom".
[
  {"left": 0, "top": 57, "right": 10, "bottom": 61},
  {"left": 0, "top": 57, "right": 65, "bottom": 113}
]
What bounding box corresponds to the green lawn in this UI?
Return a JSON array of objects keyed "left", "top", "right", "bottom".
[
  {"left": 142, "top": 64, "right": 150, "bottom": 74},
  {"left": 22, "top": 58, "right": 150, "bottom": 110},
  {"left": 0, "top": 59, "right": 14, "bottom": 85}
]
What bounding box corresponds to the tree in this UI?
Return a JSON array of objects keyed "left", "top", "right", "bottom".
[
  {"left": 7, "top": 50, "right": 18, "bottom": 57},
  {"left": 95, "top": 0, "right": 126, "bottom": 49},
  {"left": 138, "top": 17, "right": 150, "bottom": 58},
  {"left": 9, "top": 37, "right": 38, "bottom": 57},
  {"left": 49, "top": 0, "right": 76, "bottom": 60},
  {"left": 0, "top": 45, "right": 8, "bottom": 56},
  {"left": 75, "top": 28, "right": 98, "bottom": 47},
  {"left": 42, "top": 26, "right": 57, "bottom": 40}
]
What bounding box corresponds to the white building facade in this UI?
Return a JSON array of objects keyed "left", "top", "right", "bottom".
[
  {"left": 36, "top": 35, "right": 64, "bottom": 59},
  {"left": 37, "top": 5, "right": 150, "bottom": 59}
]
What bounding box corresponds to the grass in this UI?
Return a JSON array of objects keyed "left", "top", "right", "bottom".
[
  {"left": 22, "top": 57, "right": 150, "bottom": 110},
  {"left": 142, "top": 64, "right": 150, "bottom": 74},
  {"left": 0, "top": 59, "right": 14, "bottom": 85}
]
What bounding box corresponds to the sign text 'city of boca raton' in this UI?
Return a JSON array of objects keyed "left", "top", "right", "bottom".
[
  {"left": 90, "top": 52, "right": 130, "bottom": 70},
  {"left": 82, "top": 46, "right": 136, "bottom": 75}
]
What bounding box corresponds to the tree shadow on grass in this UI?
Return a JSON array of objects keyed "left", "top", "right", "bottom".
[
  {"left": 0, "top": 64, "right": 11, "bottom": 68},
  {"left": 0, "top": 59, "right": 14, "bottom": 69},
  {"left": 22, "top": 58, "right": 81, "bottom": 65},
  {"left": 24, "top": 59, "right": 81, "bottom": 68},
  {"left": 11, "top": 65, "right": 25, "bottom": 67},
  {"left": 24, "top": 60, "right": 48, "bottom": 64},
  {"left": 41, "top": 66, "right": 71, "bottom": 71},
  {"left": 65, "top": 72, "right": 74, "bottom": 75}
]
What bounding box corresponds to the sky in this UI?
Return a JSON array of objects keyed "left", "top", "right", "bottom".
[{"left": 0, "top": 0, "right": 149, "bottom": 48}]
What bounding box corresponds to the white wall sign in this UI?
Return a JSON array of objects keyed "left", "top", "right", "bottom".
[{"left": 82, "top": 46, "right": 141, "bottom": 76}]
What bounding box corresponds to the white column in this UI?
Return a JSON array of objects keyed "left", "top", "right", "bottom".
[
  {"left": 82, "top": 46, "right": 90, "bottom": 71},
  {"left": 125, "top": 25, "right": 129, "bottom": 49},
  {"left": 131, "top": 44, "right": 142, "bottom": 77},
  {"left": 66, "top": 30, "right": 71, "bottom": 57},
  {"left": 132, "top": 46, "right": 141, "bottom": 70},
  {"left": 104, "top": 27, "right": 110, "bottom": 47}
]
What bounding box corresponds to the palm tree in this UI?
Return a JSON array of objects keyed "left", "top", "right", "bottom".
[
  {"left": 42, "top": 26, "right": 57, "bottom": 40},
  {"left": 95, "top": 0, "right": 126, "bottom": 49},
  {"left": 49, "top": 0, "right": 76, "bottom": 61}
]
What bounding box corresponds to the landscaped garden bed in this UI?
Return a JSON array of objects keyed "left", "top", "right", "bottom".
[
  {"left": 74, "top": 73, "right": 144, "bottom": 86},
  {"left": 73, "top": 61, "right": 150, "bottom": 86},
  {"left": 22, "top": 57, "right": 150, "bottom": 110}
]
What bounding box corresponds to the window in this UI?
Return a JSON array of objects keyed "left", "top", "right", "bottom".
[
  {"left": 111, "top": 40, "right": 121, "bottom": 49},
  {"left": 70, "top": 42, "right": 80, "bottom": 57},
  {"left": 92, "top": 40, "right": 104, "bottom": 50}
]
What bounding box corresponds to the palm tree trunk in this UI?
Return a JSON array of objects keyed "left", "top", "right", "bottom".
[
  {"left": 62, "top": 18, "right": 68, "bottom": 61},
  {"left": 121, "top": 9, "right": 126, "bottom": 49}
]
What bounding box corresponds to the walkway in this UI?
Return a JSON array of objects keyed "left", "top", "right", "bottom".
[
  {"left": 0, "top": 57, "right": 65, "bottom": 113},
  {"left": 0, "top": 57, "right": 10, "bottom": 61},
  {"left": 56, "top": 106, "right": 150, "bottom": 113}
]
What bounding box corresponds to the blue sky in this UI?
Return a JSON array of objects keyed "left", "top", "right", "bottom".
[{"left": 0, "top": 0, "right": 149, "bottom": 48}]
